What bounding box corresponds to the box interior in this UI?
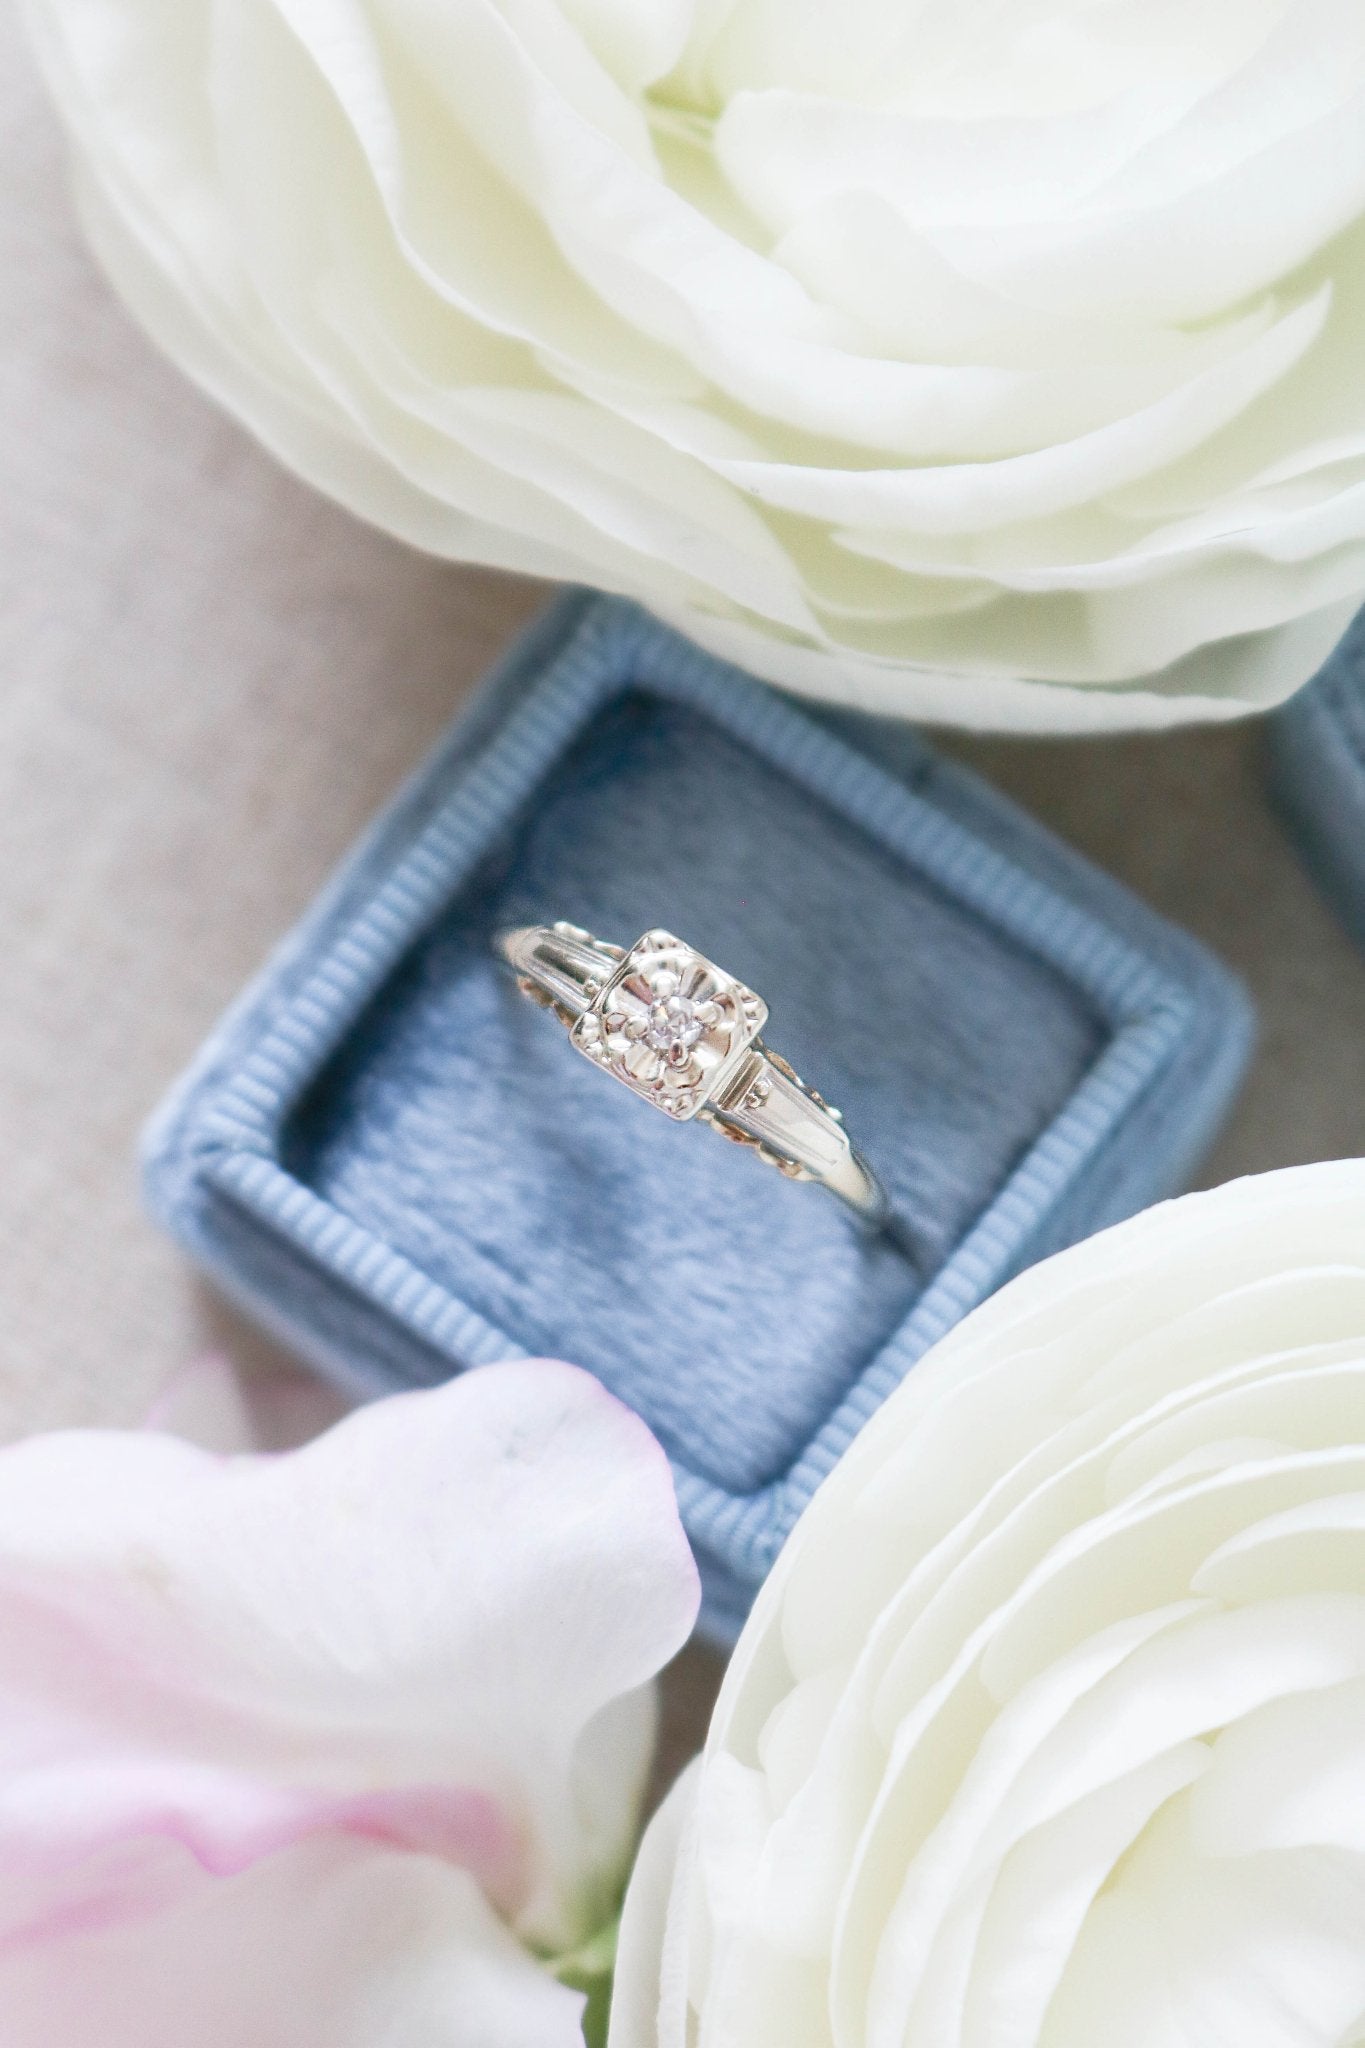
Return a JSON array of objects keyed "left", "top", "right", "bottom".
[{"left": 281, "top": 687, "right": 1105, "bottom": 1496}]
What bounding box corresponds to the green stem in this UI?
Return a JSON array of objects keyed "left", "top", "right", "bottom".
[{"left": 548, "top": 1913, "right": 621, "bottom": 2048}]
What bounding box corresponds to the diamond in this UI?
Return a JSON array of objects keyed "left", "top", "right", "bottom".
[
  {"left": 570, "top": 930, "right": 768, "bottom": 1122},
  {"left": 644, "top": 993, "right": 704, "bottom": 1054}
]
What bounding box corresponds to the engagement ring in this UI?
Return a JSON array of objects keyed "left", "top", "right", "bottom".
[{"left": 498, "top": 923, "right": 887, "bottom": 1226}]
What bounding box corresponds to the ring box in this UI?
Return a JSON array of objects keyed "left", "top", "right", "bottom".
[
  {"left": 1268, "top": 608, "right": 1365, "bottom": 946},
  {"left": 144, "top": 593, "right": 1253, "bottom": 1638}
]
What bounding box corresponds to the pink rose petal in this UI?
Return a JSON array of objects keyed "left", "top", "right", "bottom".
[{"left": 0, "top": 1359, "right": 699, "bottom": 2038}]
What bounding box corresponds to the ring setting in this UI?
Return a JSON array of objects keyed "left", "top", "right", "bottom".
[
  {"left": 498, "top": 921, "right": 888, "bottom": 1226},
  {"left": 571, "top": 929, "right": 767, "bottom": 1122}
]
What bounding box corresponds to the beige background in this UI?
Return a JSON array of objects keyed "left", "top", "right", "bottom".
[{"left": 5, "top": 17, "right": 1365, "bottom": 1744}]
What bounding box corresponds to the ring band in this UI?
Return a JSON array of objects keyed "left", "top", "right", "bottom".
[{"left": 498, "top": 922, "right": 888, "bottom": 1227}]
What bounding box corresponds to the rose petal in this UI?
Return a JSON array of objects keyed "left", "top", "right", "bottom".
[
  {"left": 607, "top": 1764, "right": 700, "bottom": 2048},
  {"left": 0, "top": 1835, "right": 587, "bottom": 2048},
  {"left": 0, "top": 1359, "right": 700, "bottom": 1951}
]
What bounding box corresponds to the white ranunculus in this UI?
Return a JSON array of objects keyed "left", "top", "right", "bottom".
[
  {"left": 25, "top": 0, "right": 1365, "bottom": 730},
  {"left": 612, "top": 1161, "right": 1365, "bottom": 2048}
]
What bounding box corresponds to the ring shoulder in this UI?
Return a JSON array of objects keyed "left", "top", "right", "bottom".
[
  {"left": 706, "top": 1042, "right": 848, "bottom": 1180},
  {"left": 498, "top": 923, "right": 623, "bottom": 1019}
]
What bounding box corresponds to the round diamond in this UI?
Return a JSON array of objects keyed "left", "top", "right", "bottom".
[{"left": 645, "top": 993, "right": 703, "bottom": 1055}]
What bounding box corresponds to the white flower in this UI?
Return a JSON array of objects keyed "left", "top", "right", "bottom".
[
  {"left": 0, "top": 1355, "right": 699, "bottom": 2046},
  {"left": 612, "top": 1161, "right": 1365, "bottom": 2048},
  {"left": 25, "top": 0, "right": 1365, "bottom": 730}
]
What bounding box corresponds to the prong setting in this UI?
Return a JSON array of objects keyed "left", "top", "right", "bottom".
[{"left": 569, "top": 930, "right": 767, "bottom": 1120}]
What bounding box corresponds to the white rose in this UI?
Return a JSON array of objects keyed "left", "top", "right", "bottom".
[
  {"left": 25, "top": 0, "right": 1365, "bottom": 731},
  {"left": 612, "top": 1161, "right": 1365, "bottom": 2048}
]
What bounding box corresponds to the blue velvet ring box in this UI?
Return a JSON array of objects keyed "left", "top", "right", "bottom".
[
  {"left": 1268, "top": 608, "right": 1365, "bottom": 947},
  {"left": 144, "top": 593, "right": 1253, "bottom": 1639}
]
